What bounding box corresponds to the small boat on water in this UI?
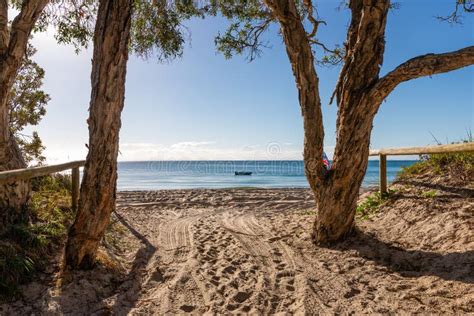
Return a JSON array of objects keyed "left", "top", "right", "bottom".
[{"left": 235, "top": 171, "right": 252, "bottom": 176}]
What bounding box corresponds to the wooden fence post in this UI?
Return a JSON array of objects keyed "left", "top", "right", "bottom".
[
  {"left": 379, "top": 154, "right": 387, "bottom": 195},
  {"left": 71, "top": 167, "right": 80, "bottom": 211}
]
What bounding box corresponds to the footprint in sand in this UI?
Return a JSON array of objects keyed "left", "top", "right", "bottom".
[
  {"left": 233, "top": 291, "right": 252, "bottom": 303},
  {"left": 180, "top": 304, "right": 195, "bottom": 312}
]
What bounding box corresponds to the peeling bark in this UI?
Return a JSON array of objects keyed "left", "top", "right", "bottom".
[
  {"left": 65, "top": 0, "right": 133, "bottom": 269},
  {"left": 0, "top": 0, "right": 8, "bottom": 55}
]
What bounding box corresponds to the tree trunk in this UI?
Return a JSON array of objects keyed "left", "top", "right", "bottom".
[
  {"left": 262, "top": 0, "right": 327, "bottom": 195},
  {"left": 0, "top": 93, "right": 29, "bottom": 232},
  {"left": 0, "top": 68, "right": 30, "bottom": 232},
  {"left": 312, "top": 110, "right": 375, "bottom": 244},
  {"left": 312, "top": 0, "right": 390, "bottom": 244},
  {"left": 65, "top": 0, "right": 133, "bottom": 269},
  {"left": 0, "top": 0, "right": 49, "bottom": 233},
  {"left": 263, "top": 0, "right": 390, "bottom": 245},
  {"left": 264, "top": 0, "right": 473, "bottom": 245}
]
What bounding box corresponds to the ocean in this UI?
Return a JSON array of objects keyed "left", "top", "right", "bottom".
[{"left": 116, "top": 160, "right": 417, "bottom": 191}]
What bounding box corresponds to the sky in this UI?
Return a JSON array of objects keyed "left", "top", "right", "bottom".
[{"left": 27, "top": 0, "right": 473, "bottom": 163}]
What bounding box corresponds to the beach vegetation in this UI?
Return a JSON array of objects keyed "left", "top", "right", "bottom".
[
  {"left": 301, "top": 209, "right": 317, "bottom": 216},
  {"left": 0, "top": 174, "right": 73, "bottom": 301},
  {"left": 356, "top": 190, "right": 395, "bottom": 220},
  {"left": 9, "top": 44, "right": 50, "bottom": 165},
  {"left": 399, "top": 138, "right": 474, "bottom": 181},
  {"left": 0, "top": 0, "right": 95, "bottom": 235},
  {"left": 0, "top": 0, "right": 50, "bottom": 234},
  {"left": 420, "top": 190, "right": 437, "bottom": 199}
]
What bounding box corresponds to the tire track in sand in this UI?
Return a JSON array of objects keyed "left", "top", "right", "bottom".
[
  {"left": 137, "top": 213, "right": 209, "bottom": 314},
  {"left": 204, "top": 210, "right": 304, "bottom": 313}
]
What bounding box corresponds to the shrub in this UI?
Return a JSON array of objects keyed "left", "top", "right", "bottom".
[
  {"left": 356, "top": 190, "right": 395, "bottom": 220},
  {"left": 0, "top": 173, "right": 74, "bottom": 301},
  {"left": 399, "top": 138, "right": 473, "bottom": 182}
]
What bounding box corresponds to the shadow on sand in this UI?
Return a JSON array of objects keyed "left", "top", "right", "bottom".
[
  {"left": 110, "top": 211, "right": 160, "bottom": 314},
  {"left": 337, "top": 230, "right": 474, "bottom": 284}
]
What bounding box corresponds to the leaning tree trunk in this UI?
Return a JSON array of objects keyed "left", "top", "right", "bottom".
[
  {"left": 65, "top": 0, "right": 133, "bottom": 269},
  {"left": 0, "top": 0, "right": 49, "bottom": 233}
]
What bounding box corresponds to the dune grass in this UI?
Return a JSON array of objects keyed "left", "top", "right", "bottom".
[
  {"left": 357, "top": 137, "right": 473, "bottom": 221},
  {"left": 356, "top": 190, "right": 396, "bottom": 220},
  {"left": 0, "top": 174, "right": 74, "bottom": 301},
  {"left": 399, "top": 138, "right": 473, "bottom": 181}
]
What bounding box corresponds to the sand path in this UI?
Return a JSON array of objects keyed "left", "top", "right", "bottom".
[
  {"left": 1, "top": 186, "right": 472, "bottom": 314},
  {"left": 112, "top": 190, "right": 315, "bottom": 314},
  {"left": 107, "top": 188, "right": 472, "bottom": 314}
]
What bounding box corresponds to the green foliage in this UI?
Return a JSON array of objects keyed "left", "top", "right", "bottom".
[
  {"left": 398, "top": 160, "right": 429, "bottom": 177},
  {"left": 428, "top": 151, "right": 473, "bottom": 175},
  {"left": 0, "top": 174, "right": 74, "bottom": 301},
  {"left": 301, "top": 209, "right": 317, "bottom": 216},
  {"left": 130, "top": 0, "right": 222, "bottom": 61},
  {"left": 10, "top": 1, "right": 95, "bottom": 52},
  {"left": 8, "top": 44, "right": 50, "bottom": 165},
  {"left": 11, "top": 0, "right": 207, "bottom": 61},
  {"left": 213, "top": 0, "right": 272, "bottom": 61},
  {"left": 38, "top": 0, "right": 207, "bottom": 61},
  {"left": 35, "top": 0, "right": 97, "bottom": 52},
  {"left": 212, "top": 0, "right": 347, "bottom": 64},
  {"left": 0, "top": 242, "right": 35, "bottom": 298},
  {"left": 420, "top": 190, "right": 437, "bottom": 199},
  {"left": 132, "top": 0, "right": 186, "bottom": 61},
  {"left": 356, "top": 190, "right": 395, "bottom": 220},
  {"left": 31, "top": 173, "right": 72, "bottom": 193},
  {"left": 399, "top": 137, "right": 474, "bottom": 181}
]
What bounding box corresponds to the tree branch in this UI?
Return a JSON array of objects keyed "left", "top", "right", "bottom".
[
  {"left": 303, "top": 0, "right": 326, "bottom": 39},
  {"left": 308, "top": 39, "right": 344, "bottom": 65},
  {"left": 437, "top": 0, "right": 474, "bottom": 24},
  {"left": 7, "top": 0, "right": 49, "bottom": 64},
  {"left": 370, "top": 46, "right": 474, "bottom": 105},
  {"left": 215, "top": 17, "right": 273, "bottom": 62},
  {"left": 0, "top": 0, "right": 7, "bottom": 55},
  {"left": 330, "top": 0, "right": 390, "bottom": 105},
  {"left": 262, "top": 0, "right": 327, "bottom": 188}
]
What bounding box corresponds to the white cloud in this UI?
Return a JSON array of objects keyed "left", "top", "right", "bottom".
[
  {"left": 118, "top": 141, "right": 304, "bottom": 161},
  {"left": 43, "top": 141, "right": 343, "bottom": 163},
  {"left": 169, "top": 141, "right": 216, "bottom": 149}
]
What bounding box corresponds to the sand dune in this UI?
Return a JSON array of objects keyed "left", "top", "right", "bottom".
[{"left": 2, "top": 185, "right": 473, "bottom": 314}]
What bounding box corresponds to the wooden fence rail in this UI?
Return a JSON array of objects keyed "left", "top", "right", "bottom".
[
  {"left": 369, "top": 142, "right": 474, "bottom": 194},
  {"left": 0, "top": 160, "right": 86, "bottom": 211}
]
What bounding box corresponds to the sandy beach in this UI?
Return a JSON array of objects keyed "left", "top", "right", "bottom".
[
  {"left": 2, "top": 177, "right": 473, "bottom": 315},
  {"left": 1, "top": 0, "right": 472, "bottom": 313}
]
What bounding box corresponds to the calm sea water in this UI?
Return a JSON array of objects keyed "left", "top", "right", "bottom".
[{"left": 117, "top": 160, "right": 417, "bottom": 191}]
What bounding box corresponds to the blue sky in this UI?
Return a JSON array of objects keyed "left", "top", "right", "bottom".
[{"left": 29, "top": 0, "right": 473, "bottom": 162}]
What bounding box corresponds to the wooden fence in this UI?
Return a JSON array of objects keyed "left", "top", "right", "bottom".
[
  {"left": 0, "top": 160, "right": 86, "bottom": 211},
  {"left": 369, "top": 142, "right": 474, "bottom": 194}
]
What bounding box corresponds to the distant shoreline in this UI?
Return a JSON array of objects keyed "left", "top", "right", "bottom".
[
  {"left": 116, "top": 160, "right": 413, "bottom": 191},
  {"left": 116, "top": 186, "right": 378, "bottom": 193},
  {"left": 116, "top": 159, "right": 420, "bottom": 163}
]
